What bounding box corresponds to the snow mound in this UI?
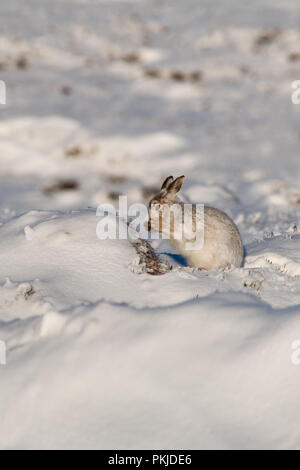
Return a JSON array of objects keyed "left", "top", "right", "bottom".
[
  {"left": 0, "top": 210, "right": 300, "bottom": 449},
  {"left": 1, "top": 291, "right": 300, "bottom": 449}
]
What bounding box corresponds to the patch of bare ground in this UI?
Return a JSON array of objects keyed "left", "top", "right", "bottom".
[
  {"left": 288, "top": 52, "right": 300, "bottom": 62},
  {"left": 60, "top": 85, "right": 73, "bottom": 96},
  {"left": 253, "top": 29, "right": 281, "bottom": 51},
  {"left": 169, "top": 70, "right": 202, "bottom": 83},
  {"left": 43, "top": 179, "right": 80, "bottom": 194},
  {"left": 130, "top": 239, "right": 171, "bottom": 275},
  {"left": 141, "top": 186, "right": 160, "bottom": 200},
  {"left": 144, "top": 67, "right": 202, "bottom": 83},
  {"left": 107, "top": 175, "right": 128, "bottom": 184},
  {"left": 0, "top": 54, "right": 30, "bottom": 70},
  {"left": 64, "top": 144, "right": 98, "bottom": 159}
]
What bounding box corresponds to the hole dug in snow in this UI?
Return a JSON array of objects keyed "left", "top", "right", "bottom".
[{"left": 16, "top": 283, "right": 36, "bottom": 301}]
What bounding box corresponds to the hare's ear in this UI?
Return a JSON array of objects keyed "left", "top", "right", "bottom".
[
  {"left": 166, "top": 175, "right": 185, "bottom": 199},
  {"left": 161, "top": 175, "right": 174, "bottom": 191}
]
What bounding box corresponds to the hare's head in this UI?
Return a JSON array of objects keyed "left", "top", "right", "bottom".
[{"left": 148, "top": 175, "right": 185, "bottom": 233}]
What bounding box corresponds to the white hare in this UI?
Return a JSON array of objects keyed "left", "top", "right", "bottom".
[{"left": 148, "top": 175, "right": 244, "bottom": 270}]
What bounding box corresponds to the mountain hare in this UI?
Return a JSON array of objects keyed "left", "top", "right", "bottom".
[{"left": 148, "top": 176, "right": 244, "bottom": 270}]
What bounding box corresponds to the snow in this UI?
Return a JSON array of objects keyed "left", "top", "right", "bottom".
[{"left": 0, "top": 0, "right": 300, "bottom": 450}]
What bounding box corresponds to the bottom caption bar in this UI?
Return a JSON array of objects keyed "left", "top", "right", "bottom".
[{"left": 106, "top": 453, "right": 192, "bottom": 467}]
